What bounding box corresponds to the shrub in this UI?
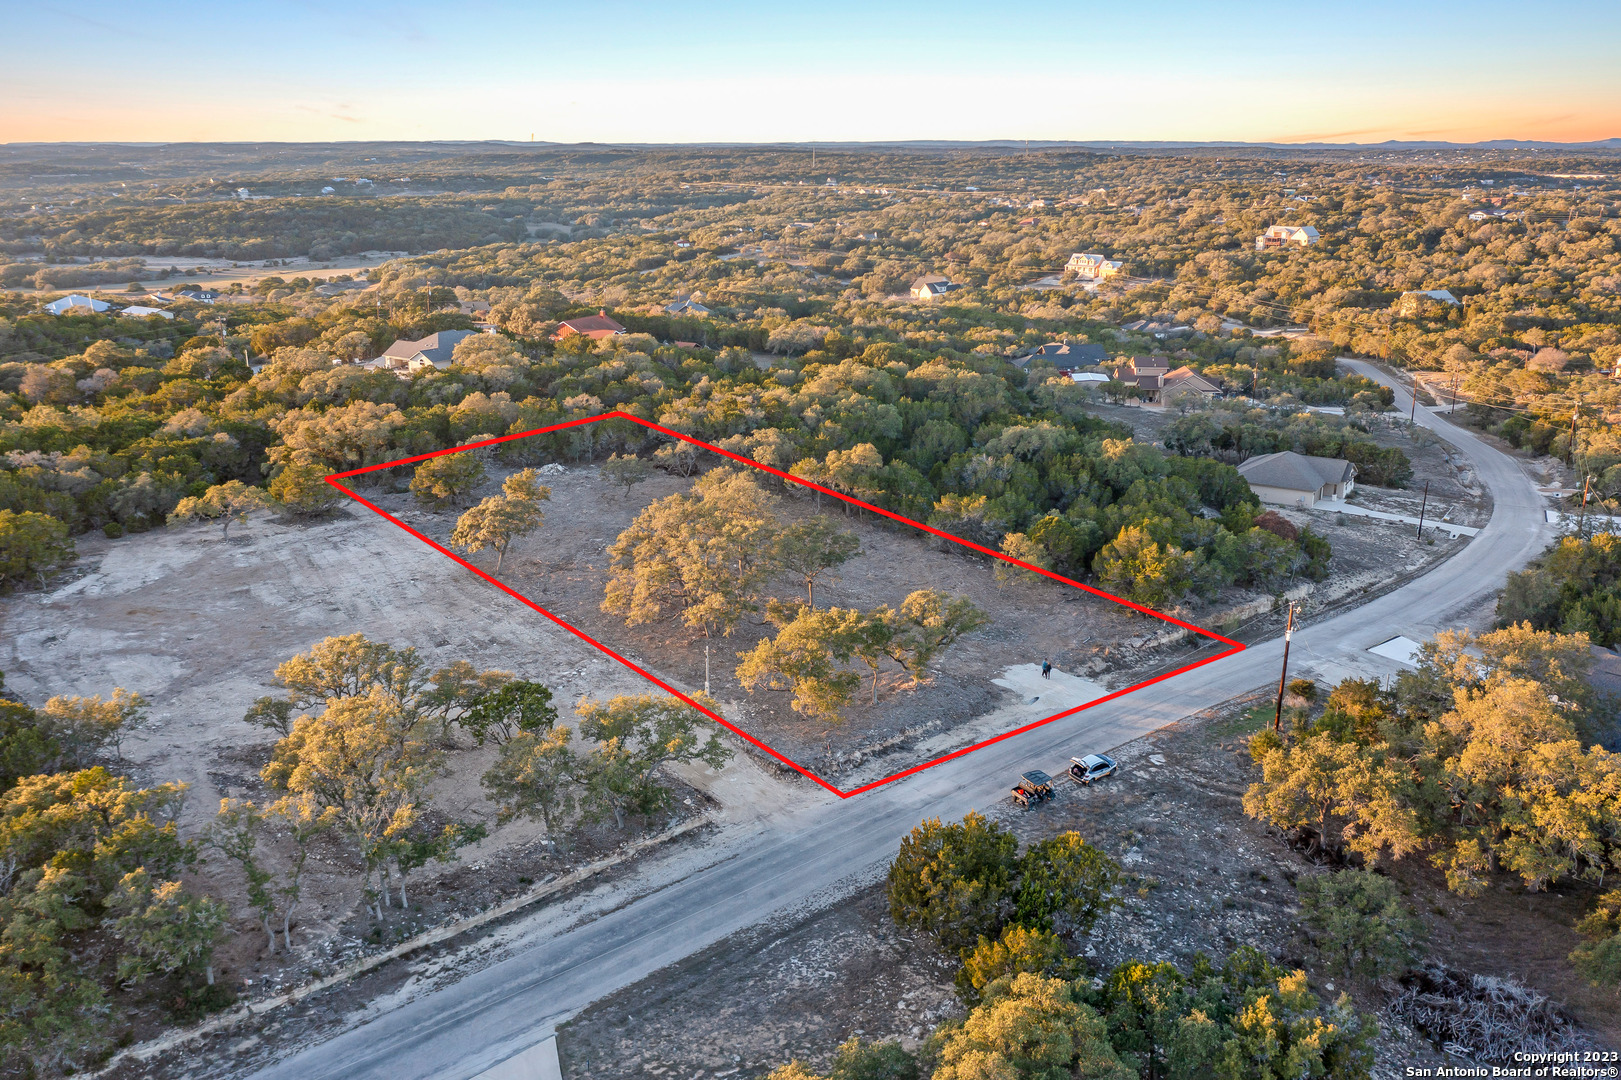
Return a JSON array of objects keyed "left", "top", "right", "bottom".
[{"left": 1298, "top": 870, "right": 1424, "bottom": 980}]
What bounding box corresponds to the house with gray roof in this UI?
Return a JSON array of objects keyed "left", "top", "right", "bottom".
[
  {"left": 380, "top": 329, "right": 478, "bottom": 371},
  {"left": 1237, "top": 451, "right": 1356, "bottom": 508},
  {"left": 1017, "top": 341, "right": 1108, "bottom": 373}
]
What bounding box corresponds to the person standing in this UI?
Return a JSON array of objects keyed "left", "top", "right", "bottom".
[{"left": 1041, "top": 659, "right": 1052, "bottom": 679}]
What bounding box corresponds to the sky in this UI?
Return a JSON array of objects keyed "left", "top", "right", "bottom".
[{"left": 5, "top": 0, "right": 1621, "bottom": 145}]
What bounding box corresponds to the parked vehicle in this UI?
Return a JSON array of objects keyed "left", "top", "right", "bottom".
[
  {"left": 1011, "top": 770, "right": 1054, "bottom": 809},
  {"left": 1069, "top": 754, "right": 1118, "bottom": 785}
]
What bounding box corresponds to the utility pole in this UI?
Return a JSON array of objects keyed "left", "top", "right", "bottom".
[
  {"left": 1568, "top": 404, "right": 1580, "bottom": 466},
  {"left": 1409, "top": 375, "right": 1419, "bottom": 426},
  {"left": 1450, "top": 370, "right": 1459, "bottom": 414},
  {"left": 1273, "top": 603, "right": 1296, "bottom": 733},
  {"left": 1415, "top": 480, "right": 1430, "bottom": 539},
  {"left": 1579, "top": 474, "right": 1593, "bottom": 538}
]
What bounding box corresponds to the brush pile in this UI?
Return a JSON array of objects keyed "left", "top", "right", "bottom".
[{"left": 1389, "top": 965, "right": 1589, "bottom": 1063}]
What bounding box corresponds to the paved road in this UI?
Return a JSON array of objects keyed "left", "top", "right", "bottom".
[{"left": 248, "top": 362, "right": 1554, "bottom": 1080}]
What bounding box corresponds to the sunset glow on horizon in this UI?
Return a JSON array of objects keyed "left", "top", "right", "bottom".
[{"left": 4, "top": 0, "right": 1619, "bottom": 146}]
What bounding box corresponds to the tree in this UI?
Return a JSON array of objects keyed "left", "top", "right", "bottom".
[
  {"left": 259, "top": 633, "right": 507, "bottom": 729},
  {"left": 1297, "top": 870, "right": 1424, "bottom": 981},
  {"left": 170, "top": 480, "right": 273, "bottom": 540},
  {"left": 1571, "top": 889, "right": 1621, "bottom": 987},
  {"left": 574, "top": 694, "right": 731, "bottom": 828},
  {"left": 34, "top": 687, "right": 148, "bottom": 766},
  {"left": 450, "top": 468, "right": 549, "bottom": 573},
  {"left": 260, "top": 689, "right": 446, "bottom": 917},
  {"left": 1013, "top": 832, "right": 1121, "bottom": 937},
  {"left": 459, "top": 680, "right": 558, "bottom": 745},
  {"left": 270, "top": 452, "right": 343, "bottom": 517},
  {"left": 265, "top": 792, "right": 335, "bottom": 949},
  {"left": 881, "top": 589, "right": 990, "bottom": 682},
  {"left": 996, "top": 531, "right": 1054, "bottom": 587},
  {"left": 1094, "top": 525, "right": 1195, "bottom": 609},
  {"left": 930, "top": 972, "right": 1133, "bottom": 1080},
  {"left": 888, "top": 812, "right": 1018, "bottom": 954},
  {"left": 243, "top": 696, "right": 297, "bottom": 737},
  {"left": 482, "top": 725, "right": 578, "bottom": 836},
  {"left": 957, "top": 924, "right": 1077, "bottom": 1005},
  {"left": 411, "top": 450, "right": 488, "bottom": 508},
  {"left": 735, "top": 604, "right": 866, "bottom": 721},
  {"left": 104, "top": 868, "right": 228, "bottom": 986},
  {"left": 774, "top": 517, "right": 861, "bottom": 606},
  {"left": 603, "top": 468, "right": 781, "bottom": 642},
  {"left": 385, "top": 821, "right": 485, "bottom": 908},
  {"left": 207, "top": 798, "right": 277, "bottom": 953},
  {"left": 0, "top": 509, "right": 75, "bottom": 591},
  {"left": 600, "top": 452, "right": 654, "bottom": 498}
]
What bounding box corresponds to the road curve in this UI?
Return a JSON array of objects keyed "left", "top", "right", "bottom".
[{"left": 246, "top": 366, "right": 1553, "bottom": 1080}]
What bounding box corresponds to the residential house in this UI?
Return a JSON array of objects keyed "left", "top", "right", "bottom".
[
  {"left": 176, "top": 289, "right": 220, "bottom": 303},
  {"left": 118, "top": 305, "right": 175, "bottom": 320},
  {"left": 552, "top": 311, "right": 627, "bottom": 341},
  {"left": 1468, "top": 208, "right": 1509, "bottom": 221},
  {"left": 1017, "top": 341, "right": 1109, "bottom": 374},
  {"left": 910, "top": 275, "right": 959, "bottom": 301},
  {"left": 1159, "top": 366, "right": 1223, "bottom": 403},
  {"left": 1237, "top": 451, "right": 1356, "bottom": 509},
  {"left": 1116, "top": 356, "right": 1171, "bottom": 400},
  {"left": 1065, "top": 253, "right": 1123, "bottom": 281},
  {"left": 1255, "top": 225, "right": 1320, "bottom": 250},
  {"left": 665, "top": 297, "right": 711, "bottom": 316},
  {"left": 44, "top": 295, "right": 110, "bottom": 315},
  {"left": 379, "top": 329, "right": 478, "bottom": 371},
  {"left": 458, "top": 300, "right": 492, "bottom": 317}
]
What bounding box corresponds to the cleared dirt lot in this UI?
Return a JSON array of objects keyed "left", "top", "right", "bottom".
[
  {"left": 375, "top": 458, "right": 1160, "bottom": 784},
  {"left": 0, "top": 503, "right": 788, "bottom": 1021}
]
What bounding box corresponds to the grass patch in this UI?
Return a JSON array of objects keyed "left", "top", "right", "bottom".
[{"left": 1208, "top": 703, "right": 1273, "bottom": 739}]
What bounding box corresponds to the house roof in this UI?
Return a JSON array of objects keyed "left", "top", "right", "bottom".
[
  {"left": 557, "top": 313, "right": 626, "bottom": 335},
  {"left": 119, "top": 305, "right": 175, "bottom": 320},
  {"left": 44, "top": 294, "right": 109, "bottom": 314},
  {"left": 1023, "top": 341, "right": 1108, "bottom": 367},
  {"left": 1237, "top": 451, "right": 1355, "bottom": 493},
  {"left": 1126, "top": 356, "right": 1170, "bottom": 373},
  {"left": 665, "top": 298, "right": 711, "bottom": 315},
  {"left": 1162, "top": 366, "right": 1222, "bottom": 395},
  {"left": 382, "top": 329, "right": 477, "bottom": 366}
]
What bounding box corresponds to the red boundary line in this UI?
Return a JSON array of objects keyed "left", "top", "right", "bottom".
[{"left": 324, "top": 411, "right": 1245, "bottom": 798}]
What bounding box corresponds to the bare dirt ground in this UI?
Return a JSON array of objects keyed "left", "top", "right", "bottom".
[
  {"left": 0, "top": 505, "right": 783, "bottom": 1045},
  {"left": 557, "top": 696, "right": 1621, "bottom": 1080},
  {"left": 378, "top": 453, "right": 1325, "bottom": 787}
]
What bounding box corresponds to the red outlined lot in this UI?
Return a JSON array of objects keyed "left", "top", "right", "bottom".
[{"left": 324, "top": 411, "right": 1244, "bottom": 798}]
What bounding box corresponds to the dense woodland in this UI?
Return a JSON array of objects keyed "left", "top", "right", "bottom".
[{"left": 2, "top": 143, "right": 1620, "bottom": 1075}]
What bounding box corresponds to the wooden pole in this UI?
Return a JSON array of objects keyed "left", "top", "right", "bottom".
[
  {"left": 1415, "top": 480, "right": 1430, "bottom": 539},
  {"left": 1273, "top": 603, "right": 1295, "bottom": 732}
]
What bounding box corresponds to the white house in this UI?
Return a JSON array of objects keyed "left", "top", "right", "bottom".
[
  {"left": 910, "top": 274, "right": 959, "bottom": 300},
  {"left": 44, "top": 295, "right": 110, "bottom": 315},
  {"left": 1237, "top": 451, "right": 1356, "bottom": 508},
  {"left": 1255, "top": 225, "right": 1320, "bottom": 250},
  {"left": 118, "top": 305, "right": 175, "bottom": 320}
]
